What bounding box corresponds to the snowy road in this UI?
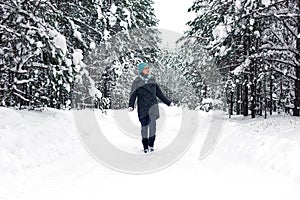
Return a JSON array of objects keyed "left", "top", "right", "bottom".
[{"left": 1, "top": 107, "right": 300, "bottom": 200}]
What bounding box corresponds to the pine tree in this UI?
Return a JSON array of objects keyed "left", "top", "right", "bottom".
[
  {"left": 101, "top": 0, "right": 161, "bottom": 109},
  {"left": 0, "top": 0, "right": 76, "bottom": 109},
  {"left": 185, "top": 0, "right": 299, "bottom": 117}
]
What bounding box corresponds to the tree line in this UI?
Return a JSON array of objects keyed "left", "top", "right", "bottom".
[
  {"left": 0, "top": 0, "right": 160, "bottom": 110},
  {"left": 184, "top": 0, "right": 300, "bottom": 117},
  {"left": 1, "top": 0, "right": 299, "bottom": 119}
]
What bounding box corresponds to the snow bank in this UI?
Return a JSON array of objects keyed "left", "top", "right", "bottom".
[
  {"left": 1, "top": 107, "right": 299, "bottom": 182},
  {"left": 210, "top": 114, "right": 300, "bottom": 183},
  {"left": 0, "top": 108, "right": 80, "bottom": 174},
  {"left": 0, "top": 107, "right": 300, "bottom": 200}
]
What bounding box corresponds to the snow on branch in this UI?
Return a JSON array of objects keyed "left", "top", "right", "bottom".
[
  {"left": 264, "top": 58, "right": 298, "bottom": 70},
  {"left": 0, "top": 25, "right": 21, "bottom": 37},
  {"left": 269, "top": 64, "right": 298, "bottom": 81},
  {"left": 13, "top": 92, "right": 30, "bottom": 102},
  {"left": 45, "top": 1, "right": 103, "bottom": 40},
  {"left": 273, "top": 12, "right": 299, "bottom": 38},
  {"left": 260, "top": 45, "right": 300, "bottom": 57}
]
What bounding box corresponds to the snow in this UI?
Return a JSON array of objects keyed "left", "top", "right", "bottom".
[
  {"left": 36, "top": 41, "right": 43, "bottom": 48},
  {"left": 113, "top": 62, "right": 123, "bottom": 76},
  {"left": 25, "top": 35, "right": 35, "bottom": 44},
  {"left": 234, "top": 58, "right": 251, "bottom": 75},
  {"left": 63, "top": 83, "right": 71, "bottom": 93},
  {"left": 95, "top": 89, "right": 102, "bottom": 99},
  {"left": 212, "top": 23, "right": 227, "bottom": 42},
  {"left": 68, "top": 19, "right": 76, "bottom": 30},
  {"left": 123, "top": 8, "right": 132, "bottom": 27},
  {"left": 89, "top": 41, "right": 96, "bottom": 50},
  {"left": 219, "top": 45, "right": 227, "bottom": 56},
  {"left": 74, "top": 30, "right": 83, "bottom": 42},
  {"left": 233, "top": 65, "right": 244, "bottom": 75},
  {"left": 72, "top": 49, "right": 83, "bottom": 66},
  {"left": 14, "top": 77, "right": 34, "bottom": 84},
  {"left": 96, "top": 6, "right": 103, "bottom": 19},
  {"left": 120, "top": 20, "right": 128, "bottom": 30},
  {"left": 108, "top": 14, "right": 117, "bottom": 27},
  {"left": 262, "top": 0, "right": 271, "bottom": 7},
  {"left": 16, "top": 16, "right": 23, "bottom": 23},
  {"left": 244, "top": 58, "right": 251, "bottom": 66},
  {"left": 104, "top": 29, "right": 111, "bottom": 40},
  {"left": 49, "top": 29, "right": 67, "bottom": 55},
  {"left": 64, "top": 58, "right": 72, "bottom": 67},
  {"left": 254, "top": 30, "right": 260, "bottom": 37},
  {"left": 0, "top": 107, "right": 300, "bottom": 200},
  {"left": 110, "top": 3, "right": 118, "bottom": 14},
  {"left": 235, "top": 0, "right": 241, "bottom": 10},
  {"left": 87, "top": 73, "right": 99, "bottom": 98},
  {"left": 202, "top": 98, "right": 213, "bottom": 104}
]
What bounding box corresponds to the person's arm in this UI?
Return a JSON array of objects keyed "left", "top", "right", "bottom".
[
  {"left": 156, "top": 84, "right": 172, "bottom": 106},
  {"left": 128, "top": 83, "right": 137, "bottom": 110},
  {"left": 129, "top": 90, "right": 137, "bottom": 110}
]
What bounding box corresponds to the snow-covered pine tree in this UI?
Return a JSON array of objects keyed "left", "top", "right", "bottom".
[
  {"left": 45, "top": 0, "right": 106, "bottom": 109},
  {"left": 0, "top": 0, "right": 171, "bottom": 110},
  {"left": 178, "top": 38, "right": 224, "bottom": 105},
  {"left": 1, "top": 0, "right": 116, "bottom": 110},
  {"left": 106, "top": 0, "right": 162, "bottom": 109},
  {"left": 185, "top": 0, "right": 299, "bottom": 117},
  {"left": 0, "top": 0, "right": 79, "bottom": 109},
  {"left": 250, "top": 0, "right": 300, "bottom": 116},
  {"left": 153, "top": 48, "right": 200, "bottom": 109}
]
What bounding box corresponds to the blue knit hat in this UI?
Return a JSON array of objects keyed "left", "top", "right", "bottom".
[{"left": 138, "top": 62, "right": 148, "bottom": 74}]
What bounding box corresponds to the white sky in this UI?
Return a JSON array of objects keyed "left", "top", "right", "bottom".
[{"left": 153, "top": 0, "right": 196, "bottom": 34}]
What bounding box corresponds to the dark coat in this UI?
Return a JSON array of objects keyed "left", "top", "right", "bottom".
[{"left": 129, "top": 76, "right": 171, "bottom": 120}]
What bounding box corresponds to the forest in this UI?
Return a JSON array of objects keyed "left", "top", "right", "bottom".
[{"left": 0, "top": 0, "right": 299, "bottom": 118}]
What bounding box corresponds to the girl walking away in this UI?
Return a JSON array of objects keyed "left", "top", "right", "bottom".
[{"left": 128, "top": 62, "right": 174, "bottom": 153}]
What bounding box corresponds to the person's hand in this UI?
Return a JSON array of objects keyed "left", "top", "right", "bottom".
[
  {"left": 128, "top": 107, "right": 134, "bottom": 112},
  {"left": 169, "top": 102, "right": 174, "bottom": 107}
]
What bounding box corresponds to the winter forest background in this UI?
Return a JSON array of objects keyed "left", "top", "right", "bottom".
[{"left": 0, "top": 0, "right": 299, "bottom": 118}]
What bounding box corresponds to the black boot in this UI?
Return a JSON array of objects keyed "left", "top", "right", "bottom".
[
  {"left": 142, "top": 138, "right": 149, "bottom": 153},
  {"left": 148, "top": 135, "right": 156, "bottom": 152}
]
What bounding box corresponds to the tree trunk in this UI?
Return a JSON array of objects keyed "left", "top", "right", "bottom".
[
  {"left": 250, "top": 65, "right": 256, "bottom": 118},
  {"left": 236, "top": 80, "right": 241, "bottom": 115},
  {"left": 243, "top": 76, "right": 249, "bottom": 116},
  {"left": 230, "top": 91, "right": 234, "bottom": 117},
  {"left": 294, "top": 3, "right": 300, "bottom": 116},
  {"left": 264, "top": 73, "right": 267, "bottom": 119},
  {"left": 270, "top": 69, "right": 273, "bottom": 115},
  {"left": 279, "top": 78, "right": 283, "bottom": 113},
  {"left": 258, "top": 81, "right": 263, "bottom": 116}
]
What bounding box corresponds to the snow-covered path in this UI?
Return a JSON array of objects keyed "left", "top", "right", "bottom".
[{"left": 1, "top": 107, "right": 300, "bottom": 200}]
